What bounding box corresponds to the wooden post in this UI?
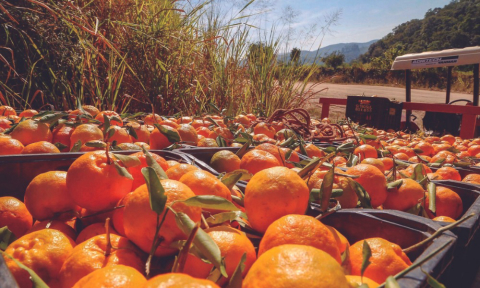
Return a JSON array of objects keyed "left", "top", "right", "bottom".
[
  {"left": 474, "top": 64, "right": 479, "bottom": 106},
  {"left": 446, "top": 66, "right": 452, "bottom": 104},
  {"left": 405, "top": 69, "right": 412, "bottom": 129}
]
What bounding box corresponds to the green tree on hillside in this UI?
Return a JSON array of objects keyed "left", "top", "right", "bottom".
[
  {"left": 360, "top": 0, "right": 480, "bottom": 63},
  {"left": 290, "top": 47, "right": 301, "bottom": 65},
  {"left": 322, "top": 51, "right": 345, "bottom": 69}
]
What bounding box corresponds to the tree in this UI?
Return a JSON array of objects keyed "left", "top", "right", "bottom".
[
  {"left": 248, "top": 42, "right": 275, "bottom": 65},
  {"left": 322, "top": 51, "right": 345, "bottom": 69},
  {"left": 290, "top": 48, "right": 301, "bottom": 65}
]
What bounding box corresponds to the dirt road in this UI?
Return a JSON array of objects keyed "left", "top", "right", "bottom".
[
  {"left": 306, "top": 83, "right": 474, "bottom": 127},
  {"left": 310, "top": 83, "right": 472, "bottom": 104}
]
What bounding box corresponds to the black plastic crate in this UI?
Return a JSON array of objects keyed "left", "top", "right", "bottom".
[{"left": 346, "top": 96, "right": 403, "bottom": 131}]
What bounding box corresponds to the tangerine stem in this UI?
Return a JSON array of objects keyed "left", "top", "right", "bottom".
[
  {"left": 106, "top": 143, "right": 111, "bottom": 165},
  {"left": 146, "top": 208, "right": 170, "bottom": 277},
  {"left": 104, "top": 218, "right": 112, "bottom": 257}
]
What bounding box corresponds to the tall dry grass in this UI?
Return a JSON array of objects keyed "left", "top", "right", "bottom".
[{"left": 0, "top": 0, "right": 327, "bottom": 116}]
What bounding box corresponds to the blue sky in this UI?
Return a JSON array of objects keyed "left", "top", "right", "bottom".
[
  {"left": 185, "top": 0, "right": 453, "bottom": 51},
  {"left": 281, "top": 0, "right": 453, "bottom": 49}
]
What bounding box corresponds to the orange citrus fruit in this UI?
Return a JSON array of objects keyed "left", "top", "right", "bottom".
[
  {"left": 66, "top": 151, "right": 133, "bottom": 211},
  {"left": 123, "top": 180, "right": 202, "bottom": 256},
  {"left": 243, "top": 244, "right": 349, "bottom": 288},
  {"left": 0, "top": 196, "right": 33, "bottom": 238},
  {"left": 258, "top": 214, "right": 341, "bottom": 263},
  {"left": 244, "top": 167, "right": 309, "bottom": 233}
]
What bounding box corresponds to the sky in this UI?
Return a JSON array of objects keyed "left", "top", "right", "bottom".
[
  {"left": 276, "top": 0, "right": 454, "bottom": 49},
  {"left": 188, "top": 0, "right": 454, "bottom": 52}
]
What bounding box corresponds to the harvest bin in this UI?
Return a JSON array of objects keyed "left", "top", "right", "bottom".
[
  {"left": 362, "top": 180, "right": 480, "bottom": 287},
  {"left": 0, "top": 150, "right": 193, "bottom": 199},
  {"left": 311, "top": 209, "right": 457, "bottom": 288},
  {"left": 345, "top": 95, "right": 403, "bottom": 131}
]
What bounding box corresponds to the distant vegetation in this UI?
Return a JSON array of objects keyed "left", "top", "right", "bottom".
[
  {"left": 360, "top": 0, "right": 480, "bottom": 65},
  {"left": 293, "top": 0, "right": 480, "bottom": 93}
]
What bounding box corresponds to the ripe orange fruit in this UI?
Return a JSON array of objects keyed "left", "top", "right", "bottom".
[
  {"left": 394, "top": 152, "right": 410, "bottom": 161},
  {"left": 183, "top": 226, "right": 257, "bottom": 281},
  {"left": 22, "top": 141, "right": 60, "bottom": 154},
  {"left": 350, "top": 238, "right": 412, "bottom": 283},
  {"left": 345, "top": 164, "right": 387, "bottom": 208},
  {"left": 150, "top": 124, "right": 179, "bottom": 149},
  {"left": 0, "top": 105, "right": 16, "bottom": 116},
  {"left": 123, "top": 180, "right": 202, "bottom": 256},
  {"left": 415, "top": 141, "right": 434, "bottom": 156},
  {"left": 379, "top": 157, "right": 394, "bottom": 171},
  {"left": 126, "top": 123, "right": 150, "bottom": 144},
  {"left": 52, "top": 124, "right": 74, "bottom": 151},
  {"left": 144, "top": 273, "right": 220, "bottom": 288},
  {"left": 143, "top": 113, "right": 162, "bottom": 125},
  {"left": 17, "top": 109, "right": 38, "bottom": 118},
  {"left": 0, "top": 137, "right": 24, "bottom": 155},
  {"left": 0, "top": 117, "right": 12, "bottom": 129},
  {"left": 210, "top": 150, "right": 241, "bottom": 173},
  {"left": 441, "top": 135, "right": 456, "bottom": 145},
  {"left": 403, "top": 163, "right": 432, "bottom": 176},
  {"left": 345, "top": 275, "right": 379, "bottom": 288},
  {"left": 295, "top": 143, "right": 326, "bottom": 159},
  {"left": 66, "top": 151, "right": 133, "bottom": 211},
  {"left": 462, "top": 174, "right": 480, "bottom": 185},
  {"left": 397, "top": 146, "right": 416, "bottom": 158},
  {"left": 207, "top": 127, "right": 234, "bottom": 141},
  {"left": 240, "top": 149, "right": 280, "bottom": 175},
  {"left": 95, "top": 111, "right": 123, "bottom": 126},
  {"left": 129, "top": 151, "right": 169, "bottom": 190},
  {"left": 70, "top": 124, "right": 104, "bottom": 149},
  {"left": 326, "top": 225, "right": 349, "bottom": 254},
  {"left": 10, "top": 119, "right": 53, "bottom": 146},
  {"left": 361, "top": 158, "right": 385, "bottom": 172},
  {"left": 255, "top": 143, "right": 296, "bottom": 167},
  {"left": 244, "top": 167, "right": 309, "bottom": 233},
  {"left": 75, "top": 222, "right": 119, "bottom": 244},
  {"left": 424, "top": 186, "right": 463, "bottom": 220},
  {"left": 72, "top": 264, "right": 146, "bottom": 288},
  {"left": 177, "top": 116, "right": 192, "bottom": 124},
  {"left": 243, "top": 244, "right": 349, "bottom": 288},
  {"left": 166, "top": 160, "right": 180, "bottom": 168},
  {"left": 433, "top": 216, "right": 456, "bottom": 222},
  {"left": 81, "top": 105, "right": 100, "bottom": 117},
  {"left": 177, "top": 124, "right": 198, "bottom": 145},
  {"left": 198, "top": 137, "right": 219, "bottom": 147},
  {"left": 166, "top": 163, "right": 199, "bottom": 180},
  {"left": 354, "top": 144, "right": 378, "bottom": 159},
  {"left": 430, "top": 150, "right": 456, "bottom": 164},
  {"left": 433, "top": 167, "right": 461, "bottom": 181},
  {"left": 24, "top": 171, "right": 80, "bottom": 221},
  {"left": 0, "top": 196, "right": 33, "bottom": 238},
  {"left": 27, "top": 220, "right": 77, "bottom": 240},
  {"left": 179, "top": 170, "right": 232, "bottom": 201},
  {"left": 59, "top": 234, "right": 144, "bottom": 288},
  {"left": 112, "top": 193, "right": 131, "bottom": 236},
  {"left": 258, "top": 215, "right": 341, "bottom": 263},
  {"left": 107, "top": 125, "right": 133, "bottom": 144},
  {"left": 4, "top": 229, "right": 75, "bottom": 288},
  {"left": 468, "top": 145, "right": 480, "bottom": 156},
  {"left": 383, "top": 178, "right": 424, "bottom": 211},
  {"left": 253, "top": 122, "right": 275, "bottom": 138}
]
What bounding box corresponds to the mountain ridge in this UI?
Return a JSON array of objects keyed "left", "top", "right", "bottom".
[{"left": 279, "top": 40, "right": 378, "bottom": 64}]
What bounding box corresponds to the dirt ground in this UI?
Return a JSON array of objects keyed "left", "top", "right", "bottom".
[{"left": 305, "top": 83, "right": 474, "bottom": 129}]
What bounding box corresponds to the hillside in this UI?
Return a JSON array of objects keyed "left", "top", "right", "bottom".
[
  {"left": 360, "top": 0, "right": 480, "bottom": 62},
  {"left": 279, "top": 40, "right": 377, "bottom": 64}
]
